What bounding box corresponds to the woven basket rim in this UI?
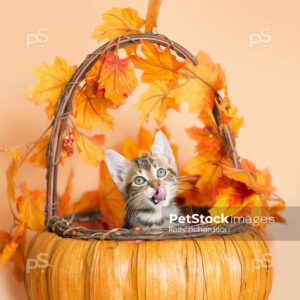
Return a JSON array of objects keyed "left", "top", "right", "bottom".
[{"left": 46, "top": 209, "right": 248, "bottom": 241}]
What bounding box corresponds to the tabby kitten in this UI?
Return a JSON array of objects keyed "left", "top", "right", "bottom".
[{"left": 105, "top": 131, "right": 181, "bottom": 229}]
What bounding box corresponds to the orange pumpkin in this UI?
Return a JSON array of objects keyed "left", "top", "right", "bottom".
[{"left": 25, "top": 229, "right": 272, "bottom": 300}]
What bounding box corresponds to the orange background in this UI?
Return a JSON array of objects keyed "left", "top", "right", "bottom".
[{"left": 0, "top": 0, "right": 299, "bottom": 299}]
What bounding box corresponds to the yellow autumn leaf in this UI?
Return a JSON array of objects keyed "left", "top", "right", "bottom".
[
  {"left": 184, "top": 153, "right": 225, "bottom": 205},
  {"left": 136, "top": 81, "right": 180, "bottom": 125},
  {"left": 25, "top": 134, "right": 67, "bottom": 168},
  {"left": 98, "top": 51, "right": 138, "bottom": 106},
  {"left": 174, "top": 50, "right": 224, "bottom": 113},
  {"left": 0, "top": 241, "right": 19, "bottom": 268},
  {"left": 91, "top": 7, "right": 144, "bottom": 43},
  {"left": 58, "top": 170, "right": 74, "bottom": 216},
  {"left": 75, "top": 86, "right": 115, "bottom": 131},
  {"left": 98, "top": 161, "right": 125, "bottom": 229},
  {"left": 26, "top": 57, "right": 76, "bottom": 119},
  {"left": 18, "top": 183, "right": 45, "bottom": 231},
  {"left": 0, "top": 224, "right": 25, "bottom": 269},
  {"left": 0, "top": 148, "right": 20, "bottom": 203},
  {"left": 131, "top": 40, "right": 184, "bottom": 83},
  {"left": 73, "top": 129, "right": 104, "bottom": 166}
]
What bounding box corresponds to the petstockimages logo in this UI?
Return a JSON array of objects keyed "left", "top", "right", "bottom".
[
  {"left": 169, "top": 213, "right": 275, "bottom": 226},
  {"left": 170, "top": 214, "right": 230, "bottom": 225}
]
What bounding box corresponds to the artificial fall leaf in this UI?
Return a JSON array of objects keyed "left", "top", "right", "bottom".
[
  {"left": 0, "top": 230, "right": 10, "bottom": 250},
  {"left": 75, "top": 86, "right": 115, "bottom": 131},
  {"left": 199, "top": 105, "right": 243, "bottom": 140},
  {"left": 209, "top": 176, "right": 261, "bottom": 225},
  {"left": 122, "top": 127, "right": 178, "bottom": 161},
  {"left": 184, "top": 153, "right": 228, "bottom": 206},
  {"left": 67, "top": 162, "right": 125, "bottom": 229},
  {"left": 17, "top": 183, "right": 45, "bottom": 231},
  {"left": 145, "top": 0, "right": 163, "bottom": 32},
  {"left": 91, "top": 7, "right": 144, "bottom": 43},
  {"left": 58, "top": 170, "right": 74, "bottom": 216},
  {"left": 136, "top": 80, "right": 180, "bottom": 125},
  {"left": 122, "top": 127, "right": 154, "bottom": 160},
  {"left": 265, "top": 201, "right": 286, "bottom": 223},
  {"left": 176, "top": 173, "right": 207, "bottom": 207},
  {"left": 0, "top": 241, "right": 19, "bottom": 268},
  {"left": 73, "top": 129, "right": 104, "bottom": 166},
  {"left": 85, "top": 57, "right": 104, "bottom": 82},
  {"left": 25, "top": 134, "right": 68, "bottom": 168},
  {"left": 90, "top": 134, "right": 106, "bottom": 146},
  {"left": 0, "top": 223, "right": 25, "bottom": 268},
  {"left": 67, "top": 191, "right": 100, "bottom": 214},
  {"left": 0, "top": 148, "right": 21, "bottom": 203},
  {"left": 186, "top": 125, "right": 226, "bottom": 159},
  {"left": 223, "top": 157, "right": 276, "bottom": 198},
  {"left": 228, "top": 105, "right": 244, "bottom": 138},
  {"left": 98, "top": 161, "right": 125, "bottom": 229},
  {"left": 25, "top": 135, "right": 50, "bottom": 168},
  {"left": 98, "top": 51, "right": 138, "bottom": 106},
  {"left": 26, "top": 57, "right": 76, "bottom": 119},
  {"left": 11, "top": 232, "right": 25, "bottom": 282},
  {"left": 131, "top": 40, "right": 184, "bottom": 83},
  {"left": 174, "top": 51, "right": 224, "bottom": 114}
]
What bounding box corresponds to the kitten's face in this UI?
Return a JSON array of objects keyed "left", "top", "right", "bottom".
[{"left": 106, "top": 131, "right": 178, "bottom": 209}]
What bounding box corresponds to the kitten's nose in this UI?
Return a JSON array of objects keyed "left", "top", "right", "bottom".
[{"left": 154, "top": 184, "right": 167, "bottom": 201}]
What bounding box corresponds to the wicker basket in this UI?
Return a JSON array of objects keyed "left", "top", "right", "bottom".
[{"left": 25, "top": 33, "right": 273, "bottom": 300}]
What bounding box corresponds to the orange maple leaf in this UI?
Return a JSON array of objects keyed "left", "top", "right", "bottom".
[
  {"left": 131, "top": 40, "right": 184, "bottom": 83},
  {"left": 209, "top": 176, "right": 262, "bottom": 225},
  {"left": 122, "top": 127, "right": 178, "bottom": 161},
  {"left": 74, "top": 85, "right": 115, "bottom": 131},
  {"left": 98, "top": 161, "right": 125, "bottom": 229},
  {"left": 26, "top": 57, "right": 76, "bottom": 119},
  {"left": 17, "top": 183, "right": 46, "bottom": 231},
  {"left": 73, "top": 129, "right": 105, "bottom": 166},
  {"left": 58, "top": 170, "right": 74, "bottom": 216},
  {"left": 98, "top": 51, "right": 138, "bottom": 106},
  {"left": 186, "top": 125, "right": 226, "bottom": 159},
  {"left": 67, "top": 191, "right": 100, "bottom": 214},
  {"left": 174, "top": 51, "right": 224, "bottom": 114},
  {"left": 223, "top": 157, "right": 276, "bottom": 198}
]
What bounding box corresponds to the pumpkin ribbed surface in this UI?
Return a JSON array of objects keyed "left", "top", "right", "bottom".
[{"left": 25, "top": 230, "right": 272, "bottom": 300}]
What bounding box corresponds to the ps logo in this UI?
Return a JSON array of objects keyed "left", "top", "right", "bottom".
[
  {"left": 249, "top": 27, "right": 272, "bottom": 48},
  {"left": 26, "top": 28, "right": 49, "bottom": 48}
]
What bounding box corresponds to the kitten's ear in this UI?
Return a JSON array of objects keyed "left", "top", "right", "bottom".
[
  {"left": 151, "top": 131, "right": 177, "bottom": 170},
  {"left": 105, "top": 149, "right": 130, "bottom": 191}
]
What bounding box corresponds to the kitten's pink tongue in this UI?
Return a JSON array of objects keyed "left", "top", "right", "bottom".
[{"left": 154, "top": 184, "right": 167, "bottom": 201}]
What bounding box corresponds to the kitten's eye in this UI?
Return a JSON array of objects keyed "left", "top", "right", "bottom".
[
  {"left": 134, "top": 176, "right": 146, "bottom": 185},
  {"left": 157, "top": 168, "right": 167, "bottom": 178}
]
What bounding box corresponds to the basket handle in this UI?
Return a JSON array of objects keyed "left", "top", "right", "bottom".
[{"left": 45, "top": 33, "right": 240, "bottom": 225}]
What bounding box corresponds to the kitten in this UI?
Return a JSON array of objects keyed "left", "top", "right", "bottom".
[{"left": 105, "top": 131, "right": 181, "bottom": 230}]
